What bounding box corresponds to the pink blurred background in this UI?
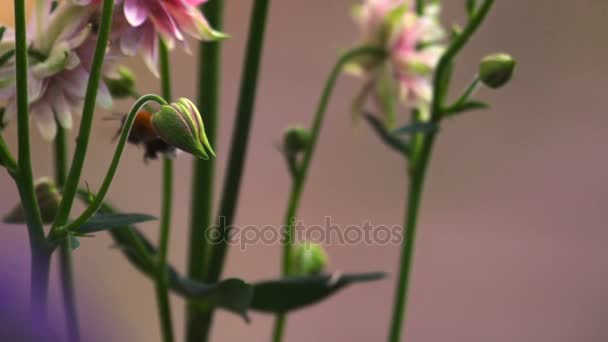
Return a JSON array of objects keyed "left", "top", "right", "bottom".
[{"left": 1, "top": 0, "right": 608, "bottom": 341}]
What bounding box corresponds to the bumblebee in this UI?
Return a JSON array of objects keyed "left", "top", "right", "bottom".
[{"left": 113, "top": 111, "right": 176, "bottom": 161}]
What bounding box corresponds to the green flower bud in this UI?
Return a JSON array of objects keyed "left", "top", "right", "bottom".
[
  {"left": 284, "top": 126, "right": 311, "bottom": 154},
  {"left": 479, "top": 53, "right": 516, "bottom": 89},
  {"left": 289, "top": 242, "right": 328, "bottom": 276},
  {"left": 4, "top": 178, "right": 62, "bottom": 224},
  {"left": 104, "top": 66, "right": 136, "bottom": 99},
  {"left": 151, "top": 98, "right": 215, "bottom": 160}
]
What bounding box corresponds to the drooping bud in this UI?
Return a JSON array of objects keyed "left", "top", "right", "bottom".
[
  {"left": 479, "top": 53, "right": 516, "bottom": 89},
  {"left": 104, "top": 66, "right": 136, "bottom": 99},
  {"left": 4, "top": 178, "right": 62, "bottom": 224},
  {"left": 289, "top": 242, "right": 329, "bottom": 276},
  {"left": 151, "top": 98, "right": 215, "bottom": 160},
  {"left": 283, "top": 126, "right": 311, "bottom": 154}
]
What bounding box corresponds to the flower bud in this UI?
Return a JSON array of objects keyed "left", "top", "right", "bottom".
[
  {"left": 104, "top": 66, "right": 136, "bottom": 99},
  {"left": 289, "top": 242, "right": 328, "bottom": 276},
  {"left": 479, "top": 53, "right": 516, "bottom": 89},
  {"left": 283, "top": 126, "right": 311, "bottom": 154},
  {"left": 151, "top": 98, "right": 215, "bottom": 160},
  {"left": 4, "top": 178, "right": 62, "bottom": 224}
]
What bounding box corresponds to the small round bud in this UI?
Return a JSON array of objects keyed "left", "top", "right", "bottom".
[
  {"left": 4, "top": 178, "right": 62, "bottom": 224},
  {"left": 151, "top": 98, "right": 215, "bottom": 160},
  {"left": 284, "top": 126, "right": 311, "bottom": 154},
  {"left": 104, "top": 66, "right": 136, "bottom": 99},
  {"left": 289, "top": 242, "right": 328, "bottom": 276},
  {"left": 479, "top": 53, "right": 516, "bottom": 89}
]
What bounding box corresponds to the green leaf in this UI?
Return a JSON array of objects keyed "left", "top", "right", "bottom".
[
  {"left": 443, "top": 101, "right": 489, "bottom": 117},
  {"left": 74, "top": 213, "right": 156, "bottom": 234},
  {"left": 69, "top": 233, "right": 80, "bottom": 250},
  {"left": 0, "top": 49, "right": 15, "bottom": 67},
  {"left": 178, "top": 277, "right": 254, "bottom": 321},
  {"left": 393, "top": 122, "right": 438, "bottom": 135},
  {"left": 250, "top": 272, "right": 387, "bottom": 314},
  {"left": 363, "top": 113, "right": 409, "bottom": 154},
  {"left": 466, "top": 0, "right": 477, "bottom": 17},
  {"left": 75, "top": 190, "right": 253, "bottom": 320},
  {"left": 0, "top": 27, "right": 5, "bottom": 42}
]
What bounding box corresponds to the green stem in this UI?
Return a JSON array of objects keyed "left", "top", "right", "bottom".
[
  {"left": 55, "top": 124, "right": 81, "bottom": 342},
  {"left": 59, "top": 94, "right": 168, "bottom": 233},
  {"left": 51, "top": 0, "right": 115, "bottom": 231},
  {"left": 388, "top": 2, "right": 494, "bottom": 341},
  {"left": 185, "top": 1, "right": 224, "bottom": 341},
  {"left": 271, "top": 46, "right": 385, "bottom": 342},
  {"left": 415, "top": 0, "right": 424, "bottom": 15},
  {"left": 13, "top": 0, "right": 49, "bottom": 320},
  {"left": 205, "top": 0, "right": 272, "bottom": 285},
  {"left": 154, "top": 39, "right": 174, "bottom": 342},
  {"left": 0, "top": 133, "right": 17, "bottom": 176},
  {"left": 155, "top": 156, "right": 174, "bottom": 342}
]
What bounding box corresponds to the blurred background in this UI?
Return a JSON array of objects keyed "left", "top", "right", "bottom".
[{"left": 1, "top": 0, "right": 608, "bottom": 341}]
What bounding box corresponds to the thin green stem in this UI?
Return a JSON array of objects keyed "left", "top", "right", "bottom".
[
  {"left": 59, "top": 94, "right": 168, "bottom": 234},
  {"left": 415, "top": 0, "right": 424, "bottom": 15},
  {"left": 187, "top": 0, "right": 223, "bottom": 286},
  {"left": 205, "top": 0, "right": 272, "bottom": 285},
  {"left": 155, "top": 157, "right": 174, "bottom": 342},
  {"left": 55, "top": 124, "right": 80, "bottom": 342},
  {"left": 51, "top": 0, "right": 115, "bottom": 231},
  {"left": 272, "top": 316, "right": 286, "bottom": 342},
  {"left": 271, "top": 46, "right": 385, "bottom": 342},
  {"left": 13, "top": 0, "right": 49, "bottom": 321},
  {"left": 185, "top": 1, "right": 224, "bottom": 341},
  {"left": 154, "top": 39, "right": 174, "bottom": 342},
  {"left": 388, "top": 2, "right": 495, "bottom": 341},
  {"left": 0, "top": 133, "right": 17, "bottom": 176}
]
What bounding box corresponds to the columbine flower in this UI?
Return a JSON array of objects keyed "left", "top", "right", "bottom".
[
  {"left": 348, "top": 0, "right": 444, "bottom": 126},
  {"left": 73, "top": 0, "right": 227, "bottom": 75},
  {"left": 0, "top": 2, "right": 112, "bottom": 140}
]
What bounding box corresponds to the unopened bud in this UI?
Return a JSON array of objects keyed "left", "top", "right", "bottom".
[
  {"left": 284, "top": 126, "right": 311, "bottom": 154},
  {"left": 104, "top": 66, "right": 136, "bottom": 99},
  {"left": 479, "top": 53, "right": 516, "bottom": 89},
  {"left": 4, "top": 178, "right": 62, "bottom": 224},
  {"left": 151, "top": 98, "right": 215, "bottom": 160},
  {"left": 289, "top": 242, "right": 328, "bottom": 276}
]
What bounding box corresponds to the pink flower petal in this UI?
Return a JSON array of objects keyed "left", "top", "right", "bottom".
[{"left": 124, "top": 0, "right": 150, "bottom": 27}]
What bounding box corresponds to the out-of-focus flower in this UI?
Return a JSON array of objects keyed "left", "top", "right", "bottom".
[
  {"left": 0, "top": 1, "right": 112, "bottom": 140},
  {"left": 151, "top": 97, "right": 215, "bottom": 160},
  {"left": 76, "top": 0, "right": 227, "bottom": 75},
  {"left": 104, "top": 65, "right": 136, "bottom": 98},
  {"left": 347, "top": 0, "right": 444, "bottom": 126}
]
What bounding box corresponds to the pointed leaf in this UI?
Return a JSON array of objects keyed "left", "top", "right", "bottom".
[
  {"left": 74, "top": 213, "right": 156, "bottom": 234},
  {"left": 75, "top": 190, "right": 253, "bottom": 320},
  {"left": 393, "top": 122, "right": 438, "bottom": 135},
  {"left": 363, "top": 113, "right": 409, "bottom": 154},
  {"left": 250, "top": 272, "right": 387, "bottom": 314},
  {"left": 69, "top": 233, "right": 80, "bottom": 250},
  {"left": 444, "top": 101, "right": 489, "bottom": 117}
]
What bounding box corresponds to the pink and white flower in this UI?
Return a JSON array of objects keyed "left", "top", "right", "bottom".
[
  {"left": 348, "top": 0, "right": 444, "bottom": 124},
  {"left": 76, "top": 0, "right": 227, "bottom": 75},
  {"left": 0, "top": 1, "right": 112, "bottom": 140}
]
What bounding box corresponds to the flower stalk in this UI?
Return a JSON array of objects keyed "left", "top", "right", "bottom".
[
  {"left": 388, "top": 2, "right": 495, "bottom": 341},
  {"left": 50, "top": 0, "right": 116, "bottom": 235},
  {"left": 13, "top": 0, "right": 50, "bottom": 321},
  {"left": 185, "top": 1, "right": 225, "bottom": 340},
  {"left": 272, "top": 46, "right": 385, "bottom": 342},
  {"left": 155, "top": 39, "right": 175, "bottom": 342},
  {"left": 54, "top": 122, "right": 81, "bottom": 342}
]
